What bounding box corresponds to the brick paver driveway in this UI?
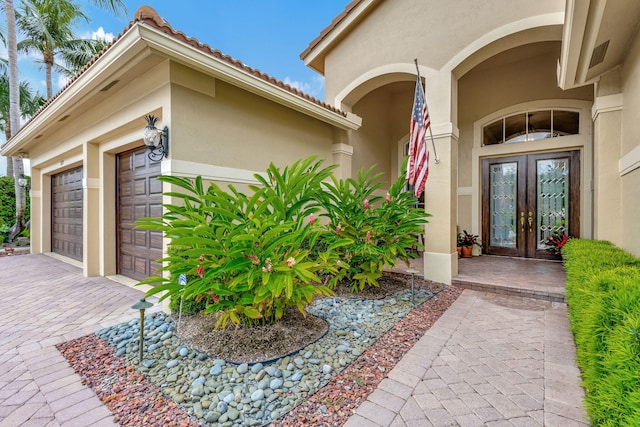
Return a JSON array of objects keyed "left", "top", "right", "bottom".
[{"left": 0, "top": 254, "right": 157, "bottom": 427}]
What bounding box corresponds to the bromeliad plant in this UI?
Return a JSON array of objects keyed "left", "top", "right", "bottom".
[
  {"left": 136, "top": 156, "right": 350, "bottom": 328},
  {"left": 318, "top": 163, "right": 430, "bottom": 291}
]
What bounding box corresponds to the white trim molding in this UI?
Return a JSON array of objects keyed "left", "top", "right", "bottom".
[
  {"left": 331, "top": 143, "right": 354, "bottom": 156},
  {"left": 592, "top": 93, "right": 623, "bottom": 121},
  {"left": 162, "top": 159, "right": 263, "bottom": 185},
  {"left": 83, "top": 178, "right": 101, "bottom": 189},
  {"left": 620, "top": 145, "right": 640, "bottom": 176},
  {"left": 457, "top": 187, "right": 472, "bottom": 196}
]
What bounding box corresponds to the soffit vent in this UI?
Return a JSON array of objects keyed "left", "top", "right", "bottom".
[
  {"left": 58, "top": 115, "right": 70, "bottom": 122},
  {"left": 589, "top": 40, "right": 609, "bottom": 68},
  {"left": 100, "top": 80, "right": 119, "bottom": 91}
]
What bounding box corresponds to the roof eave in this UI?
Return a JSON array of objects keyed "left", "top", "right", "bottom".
[
  {"left": 558, "top": 0, "right": 595, "bottom": 90},
  {"left": 0, "top": 25, "right": 152, "bottom": 157},
  {"left": 300, "top": 0, "right": 378, "bottom": 75},
  {"left": 136, "top": 24, "right": 361, "bottom": 130}
]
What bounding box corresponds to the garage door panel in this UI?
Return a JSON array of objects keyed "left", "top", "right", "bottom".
[
  {"left": 51, "top": 167, "right": 83, "bottom": 261},
  {"left": 133, "top": 152, "right": 146, "bottom": 169},
  {"left": 134, "top": 204, "right": 147, "bottom": 220},
  {"left": 120, "top": 205, "right": 133, "bottom": 222},
  {"left": 134, "top": 178, "right": 147, "bottom": 196},
  {"left": 120, "top": 229, "right": 133, "bottom": 245},
  {"left": 150, "top": 178, "right": 163, "bottom": 194},
  {"left": 149, "top": 203, "right": 163, "bottom": 218},
  {"left": 150, "top": 231, "right": 163, "bottom": 250},
  {"left": 134, "top": 230, "right": 147, "bottom": 246},
  {"left": 120, "top": 253, "right": 133, "bottom": 271},
  {"left": 117, "top": 147, "right": 162, "bottom": 281}
]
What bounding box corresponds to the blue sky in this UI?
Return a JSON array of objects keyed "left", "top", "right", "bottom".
[
  {"left": 2, "top": 0, "right": 350, "bottom": 175},
  {"left": 19, "top": 0, "right": 350, "bottom": 101}
]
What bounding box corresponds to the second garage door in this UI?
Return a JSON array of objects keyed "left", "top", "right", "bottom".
[{"left": 117, "top": 147, "right": 163, "bottom": 281}]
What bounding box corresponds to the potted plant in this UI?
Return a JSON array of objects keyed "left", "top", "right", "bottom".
[
  {"left": 456, "top": 233, "right": 464, "bottom": 257},
  {"left": 459, "top": 230, "right": 481, "bottom": 258},
  {"left": 545, "top": 232, "right": 569, "bottom": 259}
]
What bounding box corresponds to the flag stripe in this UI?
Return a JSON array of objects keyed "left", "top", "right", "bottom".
[{"left": 406, "top": 70, "right": 430, "bottom": 198}]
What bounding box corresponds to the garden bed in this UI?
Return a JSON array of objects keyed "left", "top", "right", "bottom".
[{"left": 59, "top": 274, "right": 461, "bottom": 426}]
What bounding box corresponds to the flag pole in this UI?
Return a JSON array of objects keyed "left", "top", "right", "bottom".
[{"left": 414, "top": 59, "right": 440, "bottom": 164}]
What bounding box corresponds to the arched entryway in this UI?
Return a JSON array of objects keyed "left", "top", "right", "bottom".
[{"left": 456, "top": 41, "right": 594, "bottom": 259}]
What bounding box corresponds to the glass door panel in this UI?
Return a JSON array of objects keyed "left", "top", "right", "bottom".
[
  {"left": 482, "top": 156, "right": 526, "bottom": 257},
  {"left": 536, "top": 158, "right": 569, "bottom": 250},
  {"left": 489, "top": 162, "right": 517, "bottom": 248}
]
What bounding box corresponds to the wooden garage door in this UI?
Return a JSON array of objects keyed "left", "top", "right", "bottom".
[
  {"left": 117, "top": 147, "right": 163, "bottom": 281},
  {"left": 51, "top": 167, "right": 83, "bottom": 261}
]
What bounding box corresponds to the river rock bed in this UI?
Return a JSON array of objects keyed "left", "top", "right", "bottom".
[{"left": 94, "top": 288, "right": 434, "bottom": 426}]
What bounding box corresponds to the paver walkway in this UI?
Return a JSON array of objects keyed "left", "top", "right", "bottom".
[
  {"left": 345, "top": 290, "right": 588, "bottom": 426},
  {"left": 0, "top": 254, "right": 158, "bottom": 427}
]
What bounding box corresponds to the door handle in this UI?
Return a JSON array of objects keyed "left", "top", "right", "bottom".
[
  {"left": 528, "top": 212, "right": 533, "bottom": 232},
  {"left": 520, "top": 212, "right": 525, "bottom": 231}
]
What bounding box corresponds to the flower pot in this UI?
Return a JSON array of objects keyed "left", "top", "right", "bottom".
[
  {"left": 461, "top": 245, "right": 472, "bottom": 258},
  {"left": 456, "top": 246, "right": 462, "bottom": 257}
]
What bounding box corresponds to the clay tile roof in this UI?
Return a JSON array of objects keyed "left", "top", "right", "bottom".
[
  {"left": 16, "top": 5, "right": 347, "bottom": 135},
  {"left": 300, "top": 0, "right": 364, "bottom": 60},
  {"left": 132, "top": 6, "right": 345, "bottom": 116}
]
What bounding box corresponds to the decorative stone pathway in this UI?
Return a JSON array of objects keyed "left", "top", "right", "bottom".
[{"left": 344, "top": 291, "right": 588, "bottom": 426}]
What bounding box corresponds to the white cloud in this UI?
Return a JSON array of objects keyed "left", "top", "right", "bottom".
[
  {"left": 283, "top": 75, "right": 325, "bottom": 100},
  {"left": 81, "top": 27, "right": 115, "bottom": 42}
]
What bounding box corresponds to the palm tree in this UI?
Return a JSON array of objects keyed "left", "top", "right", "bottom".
[
  {"left": 5, "top": 0, "right": 25, "bottom": 243},
  {"left": 58, "top": 37, "right": 110, "bottom": 77},
  {"left": 0, "top": 75, "right": 45, "bottom": 176},
  {"left": 17, "top": 0, "right": 90, "bottom": 99},
  {"left": 3, "top": 0, "right": 126, "bottom": 242}
]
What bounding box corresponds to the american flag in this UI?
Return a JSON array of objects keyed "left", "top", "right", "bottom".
[{"left": 406, "top": 70, "right": 430, "bottom": 198}]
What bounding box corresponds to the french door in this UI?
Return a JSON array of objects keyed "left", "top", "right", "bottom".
[{"left": 482, "top": 151, "right": 579, "bottom": 259}]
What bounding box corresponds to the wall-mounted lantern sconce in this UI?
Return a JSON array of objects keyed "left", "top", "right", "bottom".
[
  {"left": 142, "top": 115, "right": 169, "bottom": 162},
  {"left": 17, "top": 174, "right": 29, "bottom": 190}
]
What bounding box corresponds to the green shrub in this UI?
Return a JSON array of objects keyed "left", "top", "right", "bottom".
[
  {"left": 0, "top": 176, "right": 31, "bottom": 228},
  {"left": 318, "top": 163, "right": 430, "bottom": 291},
  {"left": 0, "top": 223, "right": 9, "bottom": 244},
  {"left": 563, "top": 239, "right": 640, "bottom": 425},
  {"left": 136, "top": 156, "right": 350, "bottom": 329}
]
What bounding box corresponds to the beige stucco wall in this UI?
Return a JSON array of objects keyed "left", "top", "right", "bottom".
[
  {"left": 169, "top": 63, "right": 338, "bottom": 174},
  {"left": 619, "top": 28, "right": 640, "bottom": 256},
  {"left": 323, "top": 0, "right": 565, "bottom": 105}
]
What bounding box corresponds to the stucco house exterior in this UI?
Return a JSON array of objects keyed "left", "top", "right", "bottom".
[{"left": 2, "top": 0, "right": 639, "bottom": 286}]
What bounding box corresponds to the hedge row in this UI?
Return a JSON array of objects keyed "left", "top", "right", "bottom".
[{"left": 563, "top": 239, "right": 640, "bottom": 426}]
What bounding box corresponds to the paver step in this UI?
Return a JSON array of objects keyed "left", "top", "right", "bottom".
[{"left": 451, "top": 278, "right": 566, "bottom": 303}]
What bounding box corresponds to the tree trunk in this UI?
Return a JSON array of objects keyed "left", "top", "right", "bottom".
[
  {"left": 5, "top": 0, "right": 25, "bottom": 242},
  {"left": 5, "top": 157, "right": 14, "bottom": 178},
  {"left": 8, "top": 158, "right": 26, "bottom": 242},
  {"left": 5, "top": 128, "right": 13, "bottom": 178},
  {"left": 45, "top": 55, "right": 54, "bottom": 99}
]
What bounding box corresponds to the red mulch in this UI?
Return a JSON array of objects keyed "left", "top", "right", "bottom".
[
  {"left": 57, "top": 337, "right": 204, "bottom": 427},
  {"left": 58, "top": 285, "right": 462, "bottom": 427}
]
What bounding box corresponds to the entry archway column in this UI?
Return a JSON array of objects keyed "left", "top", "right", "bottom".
[{"left": 422, "top": 125, "right": 458, "bottom": 284}]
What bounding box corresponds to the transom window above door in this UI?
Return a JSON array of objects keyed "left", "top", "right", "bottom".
[{"left": 482, "top": 109, "right": 579, "bottom": 146}]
